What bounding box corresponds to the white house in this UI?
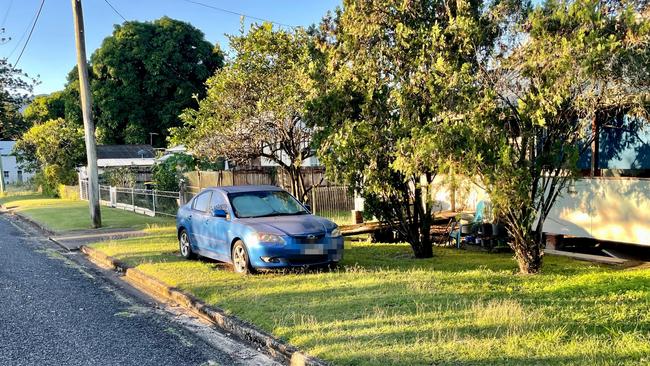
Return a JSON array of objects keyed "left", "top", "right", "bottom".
[{"left": 0, "top": 141, "right": 33, "bottom": 185}]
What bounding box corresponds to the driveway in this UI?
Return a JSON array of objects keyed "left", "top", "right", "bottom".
[{"left": 0, "top": 214, "right": 281, "bottom": 366}]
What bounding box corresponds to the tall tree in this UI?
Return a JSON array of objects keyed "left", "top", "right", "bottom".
[
  {"left": 22, "top": 91, "right": 66, "bottom": 125},
  {"left": 14, "top": 118, "right": 85, "bottom": 194},
  {"left": 172, "top": 23, "right": 318, "bottom": 201},
  {"left": 0, "top": 58, "right": 36, "bottom": 139},
  {"left": 308, "top": 0, "right": 504, "bottom": 257},
  {"left": 462, "top": 0, "right": 650, "bottom": 273},
  {"left": 88, "top": 17, "right": 224, "bottom": 145}
]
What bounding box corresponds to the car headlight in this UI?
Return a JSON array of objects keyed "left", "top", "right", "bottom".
[
  {"left": 330, "top": 227, "right": 342, "bottom": 238},
  {"left": 256, "top": 233, "right": 285, "bottom": 244}
]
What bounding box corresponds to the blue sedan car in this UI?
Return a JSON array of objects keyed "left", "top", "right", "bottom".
[{"left": 176, "top": 185, "right": 344, "bottom": 274}]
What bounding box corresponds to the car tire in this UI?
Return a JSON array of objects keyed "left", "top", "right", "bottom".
[
  {"left": 179, "top": 229, "right": 197, "bottom": 260},
  {"left": 231, "top": 240, "right": 254, "bottom": 274}
]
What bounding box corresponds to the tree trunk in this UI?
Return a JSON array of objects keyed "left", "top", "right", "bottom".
[
  {"left": 511, "top": 235, "right": 543, "bottom": 274},
  {"left": 411, "top": 233, "right": 433, "bottom": 258},
  {"left": 410, "top": 186, "right": 434, "bottom": 259}
]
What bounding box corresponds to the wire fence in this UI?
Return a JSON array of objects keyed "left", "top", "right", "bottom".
[
  {"left": 80, "top": 179, "right": 357, "bottom": 224},
  {"left": 81, "top": 180, "right": 181, "bottom": 217}
]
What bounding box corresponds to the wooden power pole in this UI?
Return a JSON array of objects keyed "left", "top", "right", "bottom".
[
  {"left": 71, "top": 0, "right": 101, "bottom": 228},
  {"left": 0, "top": 148, "right": 5, "bottom": 195}
]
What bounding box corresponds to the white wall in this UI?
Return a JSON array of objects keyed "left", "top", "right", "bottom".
[
  {"left": 430, "top": 174, "right": 650, "bottom": 246},
  {"left": 0, "top": 141, "right": 33, "bottom": 185},
  {"left": 543, "top": 177, "right": 650, "bottom": 246}
]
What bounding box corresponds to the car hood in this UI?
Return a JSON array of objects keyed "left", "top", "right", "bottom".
[{"left": 239, "top": 215, "right": 336, "bottom": 236}]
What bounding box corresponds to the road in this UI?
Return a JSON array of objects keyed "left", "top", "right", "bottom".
[{"left": 0, "top": 214, "right": 280, "bottom": 366}]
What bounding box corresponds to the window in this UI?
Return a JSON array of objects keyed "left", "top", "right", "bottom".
[
  {"left": 3, "top": 171, "right": 8, "bottom": 179},
  {"left": 209, "top": 191, "right": 227, "bottom": 211},
  {"left": 192, "top": 191, "right": 212, "bottom": 212},
  {"left": 228, "top": 190, "right": 307, "bottom": 218},
  {"left": 17, "top": 171, "right": 22, "bottom": 183}
]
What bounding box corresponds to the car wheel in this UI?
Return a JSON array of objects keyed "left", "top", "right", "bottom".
[
  {"left": 231, "top": 240, "right": 254, "bottom": 274},
  {"left": 179, "top": 229, "right": 196, "bottom": 259}
]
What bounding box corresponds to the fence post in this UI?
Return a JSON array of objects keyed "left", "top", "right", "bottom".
[
  {"left": 311, "top": 187, "right": 317, "bottom": 215},
  {"left": 131, "top": 187, "right": 135, "bottom": 212},
  {"left": 152, "top": 190, "right": 156, "bottom": 216},
  {"left": 179, "top": 178, "right": 186, "bottom": 206}
]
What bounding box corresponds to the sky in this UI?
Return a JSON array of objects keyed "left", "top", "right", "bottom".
[{"left": 0, "top": 0, "right": 340, "bottom": 95}]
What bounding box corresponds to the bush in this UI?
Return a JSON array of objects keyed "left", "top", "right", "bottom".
[{"left": 57, "top": 184, "right": 80, "bottom": 200}]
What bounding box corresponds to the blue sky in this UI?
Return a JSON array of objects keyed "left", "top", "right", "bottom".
[{"left": 0, "top": 0, "right": 340, "bottom": 95}]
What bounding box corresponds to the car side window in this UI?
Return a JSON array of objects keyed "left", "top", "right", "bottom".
[
  {"left": 192, "top": 192, "right": 212, "bottom": 213},
  {"left": 209, "top": 192, "right": 228, "bottom": 212}
]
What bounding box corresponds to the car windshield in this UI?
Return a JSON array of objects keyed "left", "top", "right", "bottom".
[{"left": 228, "top": 190, "right": 309, "bottom": 218}]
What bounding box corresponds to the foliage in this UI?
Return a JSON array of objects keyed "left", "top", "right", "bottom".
[
  {"left": 152, "top": 153, "right": 197, "bottom": 191},
  {"left": 22, "top": 91, "right": 66, "bottom": 125},
  {"left": 14, "top": 118, "right": 85, "bottom": 195},
  {"left": 93, "top": 233, "right": 650, "bottom": 365},
  {"left": 308, "top": 0, "right": 506, "bottom": 257},
  {"left": 459, "top": 0, "right": 650, "bottom": 273},
  {"left": 73, "top": 17, "right": 224, "bottom": 145},
  {"left": 172, "top": 23, "right": 317, "bottom": 201},
  {"left": 0, "top": 58, "right": 36, "bottom": 139},
  {"left": 102, "top": 167, "right": 136, "bottom": 187}
]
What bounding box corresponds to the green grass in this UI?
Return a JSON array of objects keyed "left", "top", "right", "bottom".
[
  {"left": 0, "top": 193, "right": 174, "bottom": 233},
  {"left": 92, "top": 233, "right": 650, "bottom": 365}
]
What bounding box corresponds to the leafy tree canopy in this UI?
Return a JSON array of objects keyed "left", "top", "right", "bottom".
[
  {"left": 172, "top": 23, "right": 318, "bottom": 200},
  {"left": 308, "top": 0, "right": 510, "bottom": 257},
  {"left": 79, "top": 16, "right": 224, "bottom": 145},
  {"left": 14, "top": 118, "right": 85, "bottom": 194},
  {"left": 0, "top": 58, "right": 36, "bottom": 139},
  {"left": 22, "top": 91, "right": 66, "bottom": 125},
  {"left": 456, "top": 0, "right": 650, "bottom": 273}
]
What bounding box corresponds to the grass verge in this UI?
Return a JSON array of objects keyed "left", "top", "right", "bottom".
[
  {"left": 0, "top": 193, "right": 174, "bottom": 233},
  {"left": 92, "top": 232, "right": 650, "bottom": 365}
]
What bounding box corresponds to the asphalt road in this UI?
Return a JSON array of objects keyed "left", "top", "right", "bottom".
[{"left": 0, "top": 215, "right": 280, "bottom": 366}]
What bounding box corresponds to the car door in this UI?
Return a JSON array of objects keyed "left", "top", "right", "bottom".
[
  {"left": 203, "top": 191, "right": 230, "bottom": 260},
  {"left": 190, "top": 191, "right": 212, "bottom": 249}
]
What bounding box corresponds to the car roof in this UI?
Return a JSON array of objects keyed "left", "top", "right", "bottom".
[{"left": 209, "top": 185, "right": 285, "bottom": 194}]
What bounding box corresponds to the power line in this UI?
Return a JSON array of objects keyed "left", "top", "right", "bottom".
[
  {"left": 7, "top": 3, "right": 40, "bottom": 58},
  {"left": 102, "top": 0, "right": 126, "bottom": 22},
  {"left": 180, "top": 0, "right": 296, "bottom": 29},
  {"left": 13, "top": 0, "right": 45, "bottom": 68}
]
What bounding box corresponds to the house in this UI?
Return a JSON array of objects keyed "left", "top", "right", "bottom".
[
  {"left": 0, "top": 141, "right": 34, "bottom": 185},
  {"left": 96, "top": 144, "right": 156, "bottom": 168},
  {"left": 78, "top": 144, "right": 157, "bottom": 183}
]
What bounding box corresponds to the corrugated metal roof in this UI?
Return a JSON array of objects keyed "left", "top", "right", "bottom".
[{"left": 96, "top": 145, "right": 155, "bottom": 159}]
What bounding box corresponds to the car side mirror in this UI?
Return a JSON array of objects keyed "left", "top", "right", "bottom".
[
  {"left": 212, "top": 208, "right": 228, "bottom": 218},
  {"left": 304, "top": 204, "right": 311, "bottom": 212}
]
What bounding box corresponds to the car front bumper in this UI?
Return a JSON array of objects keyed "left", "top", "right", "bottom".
[{"left": 247, "top": 236, "right": 344, "bottom": 268}]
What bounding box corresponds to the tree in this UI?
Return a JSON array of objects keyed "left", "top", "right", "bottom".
[
  {"left": 0, "top": 58, "right": 36, "bottom": 139},
  {"left": 14, "top": 118, "right": 85, "bottom": 195},
  {"left": 22, "top": 91, "right": 66, "bottom": 125},
  {"left": 172, "top": 23, "right": 318, "bottom": 201},
  {"left": 307, "top": 0, "right": 503, "bottom": 257},
  {"left": 87, "top": 17, "right": 224, "bottom": 145},
  {"left": 461, "top": 0, "right": 650, "bottom": 273},
  {"left": 152, "top": 153, "right": 197, "bottom": 191}
]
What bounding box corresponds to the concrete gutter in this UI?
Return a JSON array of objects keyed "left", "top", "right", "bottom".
[{"left": 80, "top": 245, "right": 329, "bottom": 366}]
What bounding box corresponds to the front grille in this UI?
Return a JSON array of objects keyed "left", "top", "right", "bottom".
[{"left": 293, "top": 233, "right": 326, "bottom": 244}]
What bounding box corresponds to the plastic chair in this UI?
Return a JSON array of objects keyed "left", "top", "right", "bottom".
[{"left": 448, "top": 201, "right": 488, "bottom": 248}]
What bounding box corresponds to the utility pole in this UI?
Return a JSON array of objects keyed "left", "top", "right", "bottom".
[
  {"left": 71, "top": 0, "right": 101, "bottom": 228},
  {"left": 0, "top": 148, "right": 6, "bottom": 195}
]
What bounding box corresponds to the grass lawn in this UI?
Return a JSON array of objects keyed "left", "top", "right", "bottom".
[
  {"left": 93, "top": 231, "right": 650, "bottom": 365},
  {"left": 0, "top": 194, "right": 174, "bottom": 232}
]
